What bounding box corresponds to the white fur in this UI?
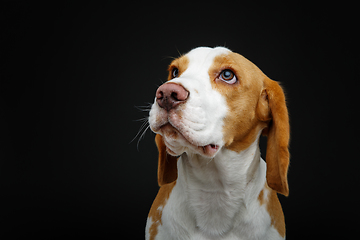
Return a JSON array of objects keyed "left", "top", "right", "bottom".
[
  {"left": 146, "top": 47, "right": 284, "bottom": 239},
  {"left": 149, "top": 47, "right": 229, "bottom": 157}
]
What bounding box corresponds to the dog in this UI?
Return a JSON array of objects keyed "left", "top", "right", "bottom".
[{"left": 145, "top": 47, "right": 290, "bottom": 240}]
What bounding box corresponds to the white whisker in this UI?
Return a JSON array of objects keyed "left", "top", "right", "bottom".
[
  {"left": 130, "top": 117, "right": 149, "bottom": 144},
  {"left": 135, "top": 103, "right": 152, "bottom": 112},
  {"left": 131, "top": 103, "right": 153, "bottom": 150},
  {"left": 137, "top": 124, "right": 151, "bottom": 150},
  {"left": 134, "top": 117, "right": 149, "bottom": 122}
]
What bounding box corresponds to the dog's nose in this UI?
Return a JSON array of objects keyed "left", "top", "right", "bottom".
[{"left": 156, "top": 83, "right": 189, "bottom": 111}]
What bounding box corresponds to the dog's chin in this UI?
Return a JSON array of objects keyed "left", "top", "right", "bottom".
[{"left": 159, "top": 124, "right": 220, "bottom": 158}]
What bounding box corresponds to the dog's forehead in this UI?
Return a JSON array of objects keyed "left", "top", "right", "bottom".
[
  {"left": 168, "top": 47, "right": 235, "bottom": 92},
  {"left": 184, "top": 47, "right": 231, "bottom": 72},
  {"left": 186, "top": 47, "right": 231, "bottom": 63}
]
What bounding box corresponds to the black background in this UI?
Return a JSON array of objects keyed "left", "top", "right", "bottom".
[{"left": 1, "top": 0, "right": 358, "bottom": 239}]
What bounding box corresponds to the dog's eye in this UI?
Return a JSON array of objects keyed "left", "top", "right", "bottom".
[
  {"left": 172, "top": 68, "right": 179, "bottom": 78},
  {"left": 219, "top": 70, "right": 237, "bottom": 84}
]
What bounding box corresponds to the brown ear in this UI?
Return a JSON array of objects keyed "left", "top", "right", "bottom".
[
  {"left": 155, "top": 134, "right": 178, "bottom": 186},
  {"left": 261, "top": 78, "right": 290, "bottom": 196}
]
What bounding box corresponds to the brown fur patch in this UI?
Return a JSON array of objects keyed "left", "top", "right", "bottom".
[
  {"left": 262, "top": 78, "right": 290, "bottom": 196},
  {"left": 167, "top": 55, "right": 189, "bottom": 80},
  {"left": 208, "top": 52, "right": 290, "bottom": 196},
  {"left": 208, "top": 52, "right": 268, "bottom": 152},
  {"left": 148, "top": 181, "right": 176, "bottom": 240},
  {"left": 258, "top": 184, "right": 285, "bottom": 238},
  {"left": 155, "top": 134, "right": 178, "bottom": 186}
]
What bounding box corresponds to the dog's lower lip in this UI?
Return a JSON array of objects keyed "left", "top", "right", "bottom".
[
  {"left": 202, "top": 144, "right": 219, "bottom": 156},
  {"left": 204, "top": 144, "right": 218, "bottom": 150}
]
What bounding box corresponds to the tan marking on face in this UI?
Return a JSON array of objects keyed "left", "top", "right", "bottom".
[
  {"left": 258, "top": 184, "right": 286, "bottom": 238},
  {"left": 148, "top": 181, "right": 176, "bottom": 240},
  {"left": 208, "top": 52, "right": 268, "bottom": 152},
  {"left": 167, "top": 55, "right": 189, "bottom": 80}
]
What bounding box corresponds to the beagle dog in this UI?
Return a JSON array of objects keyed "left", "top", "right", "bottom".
[{"left": 146, "top": 47, "right": 290, "bottom": 240}]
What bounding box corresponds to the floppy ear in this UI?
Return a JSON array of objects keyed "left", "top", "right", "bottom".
[
  {"left": 258, "top": 78, "right": 290, "bottom": 196},
  {"left": 155, "top": 134, "right": 178, "bottom": 186}
]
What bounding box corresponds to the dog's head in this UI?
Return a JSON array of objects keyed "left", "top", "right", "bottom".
[{"left": 149, "top": 47, "right": 290, "bottom": 196}]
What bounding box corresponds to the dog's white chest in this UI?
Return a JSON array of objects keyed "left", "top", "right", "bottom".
[{"left": 149, "top": 158, "right": 282, "bottom": 240}]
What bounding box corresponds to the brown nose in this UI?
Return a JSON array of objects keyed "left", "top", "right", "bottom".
[{"left": 156, "top": 83, "right": 189, "bottom": 111}]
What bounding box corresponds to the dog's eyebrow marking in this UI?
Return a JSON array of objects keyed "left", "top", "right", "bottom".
[{"left": 167, "top": 55, "right": 189, "bottom": 81}]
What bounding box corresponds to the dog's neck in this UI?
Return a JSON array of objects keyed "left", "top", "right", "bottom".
[{"left": 176, "top": 135, "right": 266, "bottom": 237}]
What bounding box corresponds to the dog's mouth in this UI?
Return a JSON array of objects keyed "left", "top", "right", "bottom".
[{"left": 159, "top": 123, "right": 220, "bottom": 157}]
